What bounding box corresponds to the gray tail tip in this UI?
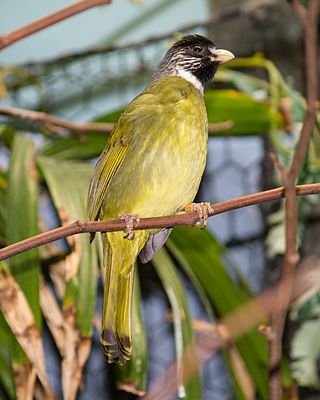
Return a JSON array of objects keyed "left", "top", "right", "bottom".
[{"left": 101, "top": 329, "right": 132, "bottom": 365}]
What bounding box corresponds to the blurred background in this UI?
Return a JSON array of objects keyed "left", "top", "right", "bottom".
[{"left": 0, "top": 0, "right": 319, "bottom": 399}]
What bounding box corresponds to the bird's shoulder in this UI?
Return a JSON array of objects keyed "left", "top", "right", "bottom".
[
  {"left": 109, "top": 76, "right": 205, "bottom": 142},
  {"left": 106, "top": 77, "right": 197, "bottom": 144},
  {"left": 140, "top": 75, "right": 202, "bottom": 105}
]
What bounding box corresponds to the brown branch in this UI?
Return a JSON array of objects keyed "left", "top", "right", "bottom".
[
  {"left": 0, "top": 183, "right": 319, "bottom": 261},
  {"left": 0, "top": 106, "right": 233, "bottom": 135},
  {"left": 0, "top": 0, "right": 112, "bottom": 51},
  {"left": 287, "top": 0, "right": 307, "bottom": 20},
  {"left": 0, "top": 106, "right": 114, "bottom": 134},
  {"left": 269, "top": 1, "right": 319, "bottom": 399}
]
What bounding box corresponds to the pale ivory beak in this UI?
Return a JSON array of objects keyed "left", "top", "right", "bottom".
[{"left": 214, "top": 49, "right": 235, "bottom": 64}]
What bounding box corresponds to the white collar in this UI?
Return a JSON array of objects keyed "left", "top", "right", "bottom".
[{"left": 176, "top": 68, "right": 204, "bottom": 94}]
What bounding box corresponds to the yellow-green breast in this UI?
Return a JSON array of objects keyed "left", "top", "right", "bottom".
[{"left": 101, "top": 75, "right": 208, "bottom": 219}]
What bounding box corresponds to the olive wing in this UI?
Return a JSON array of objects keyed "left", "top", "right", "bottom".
[{"left": 87, "top": 120, "right": 128, "bottom": 222}]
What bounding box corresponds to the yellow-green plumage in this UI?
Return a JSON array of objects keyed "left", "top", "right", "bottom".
[
  {"left": 88, "top": 77, "right": 207, "bottom": 363},
  {"left": 87, "top": 34, "right": 234, "bottom": 364}
]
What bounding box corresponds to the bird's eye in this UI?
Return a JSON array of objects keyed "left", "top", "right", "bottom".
[{"left": 193, "top": 46, "right": 202, "bottom": 53}]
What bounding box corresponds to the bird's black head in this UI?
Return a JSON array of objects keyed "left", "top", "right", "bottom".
[{"left": 152, "top": 34, "right": 234, "bottom": 92}]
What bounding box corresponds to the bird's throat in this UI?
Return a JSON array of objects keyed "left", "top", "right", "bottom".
[{"left": 176, "top": 68, "right": 204, "bottom": 94}]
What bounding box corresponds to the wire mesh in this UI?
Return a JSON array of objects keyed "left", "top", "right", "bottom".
[{"left": 1, "top": 29, "right": 266, "bottom": 399}]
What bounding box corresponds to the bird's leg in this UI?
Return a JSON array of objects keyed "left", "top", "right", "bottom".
[
  {"left": 184, "top": 202, "right": 212, "bottom": 229},
  {"left": 119, "top": 212, "right": 140, "bottom": 240}
]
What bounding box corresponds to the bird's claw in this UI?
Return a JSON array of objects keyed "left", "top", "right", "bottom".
[
  {"left": 185, "top": 202, "right": 211, "bottom": 229},
  {"left": 120, "top": 213, "right": 140, "bottom": 240}
]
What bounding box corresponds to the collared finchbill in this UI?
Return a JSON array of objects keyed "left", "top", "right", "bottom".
[
  {"left": 88, "top": 35, "right": 234, "bottom": 364},
  {"left": 213, "top": 48, "right": 235, "bottom": 64}
]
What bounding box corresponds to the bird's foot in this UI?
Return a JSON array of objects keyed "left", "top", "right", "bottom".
[
  {"left": 184, "top": 202, "right": 211, "bottom": 229},
  {"left": 119, "top": 213, "right": 140, "bottom": 240}
]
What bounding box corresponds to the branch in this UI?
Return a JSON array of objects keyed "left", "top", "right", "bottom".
[
  {"left": 286, "top": 0, "right": 307, "bottom": 20},
  {"left": 269, "top": 1, "right": 319, "bottom": 399},
  {"left": 0, "top": 106, "right": 233, "bottom": 135},
  {"left": 0, "top": 0, "right": 112, "bottom": 51},
  {"left": 0, "top": 183, "right": 319, "bottom": 261},
  {"left": 0, "top": 106, "right": 114, "bottom": 134}
]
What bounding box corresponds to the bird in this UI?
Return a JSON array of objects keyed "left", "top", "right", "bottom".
[{"left": 87, "top": 34, "right": 234, "bottom": 364}]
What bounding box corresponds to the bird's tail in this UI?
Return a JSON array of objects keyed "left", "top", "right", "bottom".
[{"left": 100, "top": 231, "right": 147, "bottom": 364}]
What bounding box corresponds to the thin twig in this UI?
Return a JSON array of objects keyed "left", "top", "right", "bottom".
[
  {"left": 0, "top": 183, "right": 319, "bottom": 261},
  {"left": 269, "top": 1, "right": 319, "bottom": 399},
  {"left": 0, "top": 0, "right": 112, "bottom": 51},
  {"left": 269, "top": 152, "right": 287, "bottom": 182},
  {"left": 0, "top": 106, "right": 114, "bottom": 134},
  {"left": 286, "top": 0, "right": 307, "bottom": 20},
  {"left": 0, "top": 106, "right": 233, "bottom": 135}
]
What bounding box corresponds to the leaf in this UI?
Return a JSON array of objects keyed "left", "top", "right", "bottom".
[
  {"left": 37, "top": 156, "right": 97, "bottom": 400},
  {"left": 39, "top": 132, "right": 106, "bottom": 160},
  {"left": 215, "top": 69, "right": 269, "bottom": 94},
  {"left": 291, "top": 291, "right": 320, "bottom": 323},
  {"left": 115, "top": 268, "right": 147, "bottom": 396},
  {"left": 5, "top": 134, "right": 41, "bottom": 329},
  {"left": 205, "top": 89, "right": 284, "bottom": 136},
  {"left": 265, "top": 208, "right": 286, "bottom": 258},
  {"left": 290, "top": 319, "right": 320, "bottom": 388},
  {"left": 37, "top": 156, "right": 97, "bottom": 337},
  {"left": 0, "top": 264, "right": 53, "bottom": 397},
  {"left": 290, "top": 276, "right": 320, "bottom": 388},
  {"left": 4, "top": 134, "right": 41, "bottom": 390},
  {"left": 0, "top": 313, "right": 16, "bottom": 400},
  {"left": 12, "top": 363, "right": 36, "bottom": 400},
  {"left": 153, "top": 247, "right": 202, "bottom": 400},
  {"left": 61, "top": 310, "right": 91, "bottom": 400},
  {"left": 225, "top": 342, "right": 255, "bottom": 400},
  {"left": 39, "top": 276, "right": 65, "bottom": 355},
  {"left": 0, "top": 124, "right": 15, "bottom": 148},
  {"left": 168, "top": 227, "right": 268, "bottom": 399},
  {"left": 0, "top": 352, "right": 15, "bottom": 400}
]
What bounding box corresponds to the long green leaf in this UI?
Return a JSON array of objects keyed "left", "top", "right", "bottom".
[
  {"left": 115, "top": 268, "right": 147, "bottom": 396},
  {"left": 168, "top": 227, "right": 268, "bottom": 399},
  {"left": 205, "top": 89, "right": 284, "bottom": 135},
  {"left": 39, "top": 132, "right": 106, "bottom": 160},
  {"left": 6, "top": 135, "right": 41, "bottom": 328},
  {"left": 5, "top": 135, "right": 40, "bottom": 369},
  {"left": 0, "top": 124, "right": 15, "bottom": 148},
  {"left": 215, "top": 68, "right": 270, "bottom": 94},
  {"left": 153, "top": 247, "right": 201, "bottom": 399},
  {"left": 37, "top": 156, "right": 97, "bottom": 336}
]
